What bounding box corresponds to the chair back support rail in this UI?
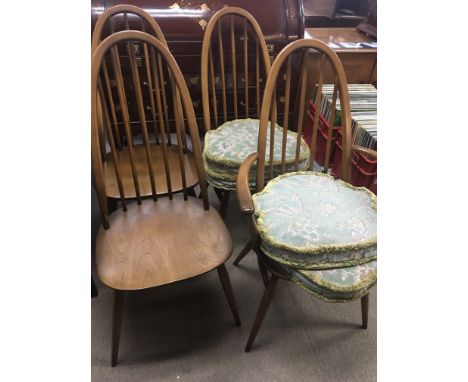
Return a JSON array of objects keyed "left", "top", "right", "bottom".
[
  {"left": 201, "top": 7, "right": 274, "bottom": 132},
  {"left": 92, "top": 30, "right": 209, "bottom": 229},
  {"left": 256, "top": 39, "right": 353, "bottom": 191}
]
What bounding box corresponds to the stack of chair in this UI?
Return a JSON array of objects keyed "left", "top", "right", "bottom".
[
  {"left": 235, "top": 39, "right": 377, "bottom": 352},
  {"left": 200, "top": 7, "right": 310, "bottom": 217},
  {"left": 91, "top": 6, "right": 240, "bottom": 367}
]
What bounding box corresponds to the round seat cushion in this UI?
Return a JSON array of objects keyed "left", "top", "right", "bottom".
[
  {"left": 282, "top": 260, "right": 377, "bottom": 302},
  {"left": 253, "top": 171, "right": 377, "bottom": 269},
  {"left": 203, "top": 118, "right": 310, "bottom": 168},
  {"left": 264, "top": 255, "right": 376, "bottom": 302},
  {"left": 203, "top": 118, "right": 310, "bottom": 190}
]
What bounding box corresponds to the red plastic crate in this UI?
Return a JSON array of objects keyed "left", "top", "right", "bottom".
[
  {"left": 332, "top": 132, "right": 377, "bottom": 194},
  {"left": 304, "top": 99, "right": 377, "bottom": 194},
  {"left": 304, "top": 101, "right": 340, "bottom": 167}
]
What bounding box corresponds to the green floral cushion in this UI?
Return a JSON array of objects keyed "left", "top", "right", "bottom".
[
  {"left": 205, "top": 156, "right": 310, "bottom": 177},
  {"left": 283, "top": 260, "right": 377, "bottom": 302},
  {"left": 204, "top": 157, "right": 310, "bottom": 191},
  {"left": 203, "top": 118, "right": 310, "bottom": 168},
  {"left": 253, "top": 171, "right": 377, "bottom": 269},
  {"left": 260, "top": 242, "right": 376, "bottom": 270},
  {"left": 205, "top": 169, "right": 255, "bottom": 191}
]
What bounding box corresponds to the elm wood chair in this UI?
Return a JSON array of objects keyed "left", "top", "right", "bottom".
[
  {"left": 92, "top": 5, "right": 198, "bottom": 207},
  {"left": 236, "top": 39, "right": 377, "bottom": 352},
  {"left": 92, "top": 30, "right": 241, "bottom": 367},
  {"left": 201, "top": 7, "right": 310, "bottom": 264},
  {"left": 201, "top": 7, "right": 271, "bottom": 217}
]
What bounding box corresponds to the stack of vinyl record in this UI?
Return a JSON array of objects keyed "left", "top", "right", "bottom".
[
  {"left": 203, "top": 119, "right": 310, "bottom": 190},
  {"left": 312, "top": 84, "right": 377, "bottom": 150}
]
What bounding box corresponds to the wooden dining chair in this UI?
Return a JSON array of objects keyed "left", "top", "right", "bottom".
[
  {"left": 236, "top": 39, "right": 377, "bottom": 352},
  {"left": 92, "top": 30, "right": 241, "bottom": 366},
  {"left": 200, "top": 7, "right": 271, "bottom": 217},
  {"left": 92, "top": 5, "right": 198, "bottom": 206},
  {"left": 201, "top": 7, "right": 311, "bottom": 266}
]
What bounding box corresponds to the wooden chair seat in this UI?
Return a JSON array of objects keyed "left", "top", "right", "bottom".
[
  {"left": 96, "top": 196, "right": 233, "bottom": 290},
  {"left": 103, "top": 144, "right": 198, "bottom": 198}
]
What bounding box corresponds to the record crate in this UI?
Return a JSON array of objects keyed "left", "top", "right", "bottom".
[
  {"left": 332, "top": 131, "right": 377, "bottom": 194},
  {"left": 304, "top": 100, "right": 377, "bottom": 195},
  {"left": 304, "top": 100, "right": 341, "bottom": 168}
]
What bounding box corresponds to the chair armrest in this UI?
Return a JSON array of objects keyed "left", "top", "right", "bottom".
[
  {"left": 236, "top": 152, "right": 258, "bottom": 216},
  {"left": 352, "top": 145, "right": 377, "bottom": 160}
]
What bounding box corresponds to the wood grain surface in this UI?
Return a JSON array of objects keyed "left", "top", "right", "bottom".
[
  {"left": 96, "top": 196, "right": 233, "bottom": 290},
  {"left": 103, "top": 144, "right": 198, "bottom": 198}
]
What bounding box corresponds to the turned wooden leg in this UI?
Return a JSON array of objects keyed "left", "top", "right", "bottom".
[
  {"left": 257, "top": 255, "right": 269, "bottom": 288},
  {"left": 233, "top": 240, "right": 252, "bottom": 265},
  {"left": 217, "top": 264, "right": 241, "bottom": 327},
  {"left": 111, "top": 290, "right": 124, "bottom": 367},
  {"left": 91, "top": 276, "right": 98, "bottom": 298},
  {"left": 245, "top": 274, "right": 279, "bottom": 353},
  {"left": 361, "top": 293, "right": 369, "bottom": 329},
  {"left": 218, "top": 189, "right": 231, "bottom": 220}
]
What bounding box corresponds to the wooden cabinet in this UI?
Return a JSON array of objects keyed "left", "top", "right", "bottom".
[
  {"left": 305, "top": 27, "right": 377, "bottom": 85},
  {"left": 304, "top": 0, "right": 370, "bottom": 20}
]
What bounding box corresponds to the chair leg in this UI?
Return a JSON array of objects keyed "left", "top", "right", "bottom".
[
  {"left": 218, "top": 190, "right": 231, "bottom": 220},
  {"left": 233, "top": 240, "right": 252, "bottom": 265},
  {"left": 257, "top": 255, "right": 270, "bottom": 288},
  {"left": 361, "top": 293, "right": 369, "bottom": 329},
  {"left": 111, "top": 290, "right": 124, "bottom": 367},
  {"left": 217, "top": 264, "right": 241, "bottom": 327},
  {"left": 245, "top": 274, "right": 279, "bottom": 353},
  {"left": 91, "top": 276, "right": 98, "bottom": 298}
]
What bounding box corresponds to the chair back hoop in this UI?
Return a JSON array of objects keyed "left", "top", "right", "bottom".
[
  {"left": 256, "top": 39, "right": 352, "bottom": 191},
  {"left": 93, "top": 6, "right": 184, "bottom": 152},
  {"left": 91, "top": 4, "right": 168, "bottom": 53},
  {"left": 92, "top": 31, "right": 209, "bottom": 229},
  {"left": 201, "top": 7, "right": 273, "bottom": 132}
]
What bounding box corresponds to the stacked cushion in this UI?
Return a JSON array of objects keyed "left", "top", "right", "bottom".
[
  {"left": 281, "top": 261, "right": 377, "bottom": 302},
  {"left": 252, "top": 171, "right": 377, "bottom": 301},
  {"left": 203, "top": 119, "right": 310, "bottom": 190}
]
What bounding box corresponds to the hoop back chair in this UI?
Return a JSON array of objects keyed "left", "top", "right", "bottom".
[
  {"left": 201, "top": 7, "right": 287, "bottom": 218},
  {"left": 92, "top": 5, "right": 198, "bottom": 202},
  {"left": 236, "top": 39, "right": 377, "bottom": 352},
  {"left": 92, "top": 30, "right": 240, "bottom": 366}
]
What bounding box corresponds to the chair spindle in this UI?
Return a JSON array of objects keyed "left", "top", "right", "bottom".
[
  {"left": 218, "top": 22, "right": 228, "bottom": 123},
  {"left": 309, "top": 54, "right": 326, "bottom": 170},
  {"left": 209, "top": 49, "right": 219, "bottom": 127},
  {"left": 243, "top": 18, "right": 249, "bottom": 117},
  {"left": 281, "top": 56, "right": 292, "bottom": 173},
  {"left": 295, "top": 51, "right": 309, "bottom": 170},
  {"left": 150, "top": 48, "right": 173, "bottom": 198},
  {"left": 231, "top": 15, "right": 238, "bottom": 119},
  {"left": 127, "top": 38, "right": 158, "bottom": 200},
  {"left": 324, "top": 79, "right": 338, "bottom": 172}
]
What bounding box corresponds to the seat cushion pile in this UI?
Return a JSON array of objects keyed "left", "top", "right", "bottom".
[
  {"left": 252, "top": 171, "right": 377, "bottom": 302},
  {"left": 203, "top": 119, "right": 310, "bottom": 190}
]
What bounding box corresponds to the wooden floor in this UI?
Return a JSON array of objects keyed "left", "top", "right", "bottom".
[{"left": 91, "top": 187, "right": 376, "bottom": 381}]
